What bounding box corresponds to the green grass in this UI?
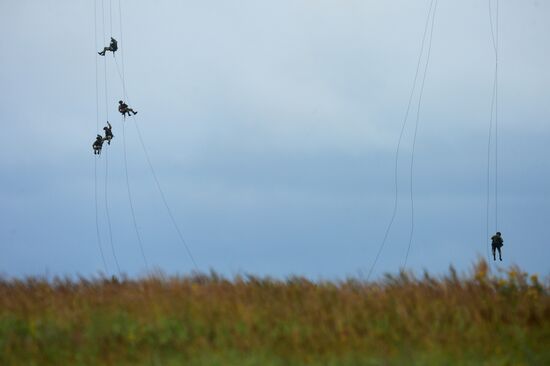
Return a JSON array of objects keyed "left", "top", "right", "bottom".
[{"left": 0, "top": 260, "right": 548, "bottom": 365}]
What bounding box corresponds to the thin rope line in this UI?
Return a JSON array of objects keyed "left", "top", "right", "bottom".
[
  {"left": 94, "top": 0, "right": 109, "bottom": 274},
  {"left": 94, "top": 0, "right": 100, "bottom": 134},
  {"left": 101, "top": 0, "right": 109, "bottom": 121},
  {"left": 104, "top": 148, "right": 121, "bottom": 276},
  {"left": 488, "top": 0, "right": 499, "bottom": 236},
  {"left": 116, "top": 0, "right": 150, "bottom": 272},
  {"left": 367, "top": 0, "right": 435, "bottom": 281},
  {"left": 488, "top": 0, "right": 497, "bottom": 54},
  {"left": 109, "top": 0, "right": 113, "bottom": 37},
  {"left": 404, "top": 0, "right": 438, "bottom": 268},
  {"left": 494, "top": 0, "right": 499, "bottom": 233},
  {"left": 113, "top": 57, "right": 127, "bottom": 99},
  {"left": 101, "top": 0, "right": 119, "bottom": 275},
  {"left": 95, "top": 156, "right": 109, "bottom": 274},
  {"left": 487, "top": 0, "right": 494, "bottom": 258},
  {"left": 117, "top": 0, "right": 198, "bottom": 271},
  {"left": 486, "top": 68, "right": 497, "bottom": 262},
  {"left": 103, "top": 65, "right": 109, "bottom": 121},
  {"left": 118, "top": 0, "right": 127, "bottom": 99},
  {"left": 122, "top": 119, "right": 150, "bottom": 271},
  {"left": 133, "top": 117, "right": 199, "bottom": 271},
  {"left": 486, "top": 0, "right": 499, "bottom": 263},
  {"left": 101, "top": 0, "right": 122, "bottom": 275}
]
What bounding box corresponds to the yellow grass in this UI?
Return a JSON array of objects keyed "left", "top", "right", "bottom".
[{"left": 0, "top": 260, "right": 548, "bottom": 365}]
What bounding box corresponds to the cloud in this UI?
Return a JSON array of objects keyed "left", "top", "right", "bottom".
[{"left": 1, "top": 0, "right": 549, "bottom": 278}]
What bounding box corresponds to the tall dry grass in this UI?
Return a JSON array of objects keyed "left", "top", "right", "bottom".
[{"left": 0, "top": 260, "right": 548, "bottom": 365}]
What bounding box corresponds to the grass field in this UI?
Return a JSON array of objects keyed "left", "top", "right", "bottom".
[{"left": 0, "top": 260, "right": 548, "bottom": 365}]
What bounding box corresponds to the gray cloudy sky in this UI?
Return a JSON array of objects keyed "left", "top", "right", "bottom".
[{"left": 1, "top": 0, "right": 549, "bottom": 279}]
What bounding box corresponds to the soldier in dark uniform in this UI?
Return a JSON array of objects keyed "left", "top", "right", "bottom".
[
  {"left": 98, "top": 37, "right": 118, "bottom": 56},
  {"left": 118, "top": 100, "right": 137, "bottom": 117},
  {"left": 93, "top": 135, "right": 104, "bottom": 155},
  {"left": 491, "top": 232, "right": 504, "bottom": 261},
  {"left": 103, "top": 121, "right": 114, "bottom": 145}
]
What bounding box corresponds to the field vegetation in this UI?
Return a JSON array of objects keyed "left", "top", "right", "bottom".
[{"left": 0, "top": 260, "right": 548, "bottom": 365}]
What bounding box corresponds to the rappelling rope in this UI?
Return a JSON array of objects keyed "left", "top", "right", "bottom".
[
  {"left": 110, "top": 0, "right": 150, "bottom": 272},
  {"left": 94, "top": 0, "right": 109, "bottom": 274},
  {"left": 122, "top": 118, "right": 150, "bottom": 271},
  {"left": 115, "top": 0, "right": 199, "bottom": 272},
  {"left": 367, "top": 0, "right": 436, "bottom": 281},
  {"left": 114, "top": 0, "right": 152, "bottom": 271},
  {"left": 94, "top": 159, "right": 109, "bottom": 274},
  {"left": 117, "top": 0, "right": 127, "bottom": 99},
  {"left": 101, "top": 0, "right": 122, "bottom": 275},
  {"left": 101, "top": 0, "right": 109, "bottom": 121},
  {"left": 404, "top": 0, "right": 438, "bottom": 268},
  {"left": 495, "top": 0, "right": 499, "bottom": 234},
  {"left": 109, "top": 0, "right": 113, "bottom": 38},
  {"left": 104, "top": 146, "right": 121, "bottom": 276},
  {"left": 133, "top": 118, "right": 200, "bottom": 271},
  {"left": 486, "top": 77, "right": 496, "bottom": 263},
  {"left": 486, "top": 0, "right": 499, "bottom": 263}
]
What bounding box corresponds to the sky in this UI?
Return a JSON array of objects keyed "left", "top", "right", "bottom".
[{"left": 0, "top": 0, "right": 549, "bottom": 279}]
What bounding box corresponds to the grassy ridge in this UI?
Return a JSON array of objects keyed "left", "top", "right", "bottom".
[{"left": 0, "top": 261, "right": 548, "bottom": 365}]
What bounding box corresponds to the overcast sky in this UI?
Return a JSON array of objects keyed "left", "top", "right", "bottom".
[{"left": 1, "top": 0, "right": 548, "bottom": 279}]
